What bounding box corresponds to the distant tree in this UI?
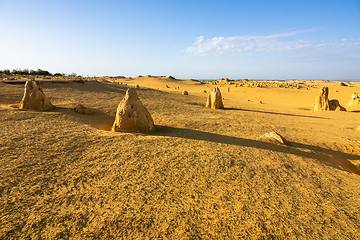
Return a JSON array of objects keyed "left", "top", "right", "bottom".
[
  {"left": 2, "top": 69, "right": 11, "bottom": 75},
  {"left": 22, "top": 68, "right": 30, "bottom": 75},
  {"left": 36, "top": 69, "right": 52, "bottom": 76},
  {"left": 11, "top": 68, "right": 30, "bottom": 75},
  {"left": 54, "top": 73, "right": 64, "bottom": 77},
  {"left": 11, "top": 69, "right": 19, "bottom": 75}
]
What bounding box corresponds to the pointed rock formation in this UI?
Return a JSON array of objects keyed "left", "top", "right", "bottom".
[
  {"left": 206, "top": 87, "right": 224, "bottom": 109},
  {"left": 19, "top": 80, "right": 55, "bottom": 110},
  {"left": 314, "top": 86, "right": 330, "bottom": 111},
  {"left": 314, "top": 86, "right": 346, "bottom": 111},
  {"left": 112, "top": 88, "right": 155, "bottom": 132},
  {"left": 348, "top": 92, "right": 360, "bottom": 106}
]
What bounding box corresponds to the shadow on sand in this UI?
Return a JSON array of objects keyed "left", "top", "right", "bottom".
[
  {"left": 150, "top": 125, "right": 360, "bottom": 175},
  {"left": 44, "top": 101, "right": 359, "bottom": 175},
  {"left": 43, "top": 81, "right": 129, "bottom": 94},
  {"left": 224, "top": 107, "right": 329, "bottom": 120},
  {"left": 52, "top": 107, "right": 115, "bottom": 131}
]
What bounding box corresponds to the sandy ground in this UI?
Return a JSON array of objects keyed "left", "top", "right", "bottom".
[{"left": 1, "top": 76, "right": 360, "bottom": 239}]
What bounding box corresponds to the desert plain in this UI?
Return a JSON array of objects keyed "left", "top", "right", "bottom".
[{"left": 1, "top": 75, "right": 360, "bottom": 239}]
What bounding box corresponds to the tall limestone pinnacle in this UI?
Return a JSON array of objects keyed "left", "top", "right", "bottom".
[
  {"left": 112, "top": 88, "right": 155, "bottom": 132},
  {"left": 206, "top": 87, "right": 224, "bottom": 109},
  {"left": 314, "top": 86, "right": 346, "bottom": 111},
  {"left": 19, "top": 80, "right": 55, "bottom": 110},
  {"left": 314, "top": 86, "right": 330, "bottom": 111}
]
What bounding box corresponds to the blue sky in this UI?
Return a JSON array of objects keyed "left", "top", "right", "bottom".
[{"left": 0, "top": 0, "right": 359, "bottom": 80}]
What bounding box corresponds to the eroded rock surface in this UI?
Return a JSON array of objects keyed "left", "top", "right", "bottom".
[
  {"left": 73, "top": 103, "right": 92, "bottom": 115},
  {"left": 329, "top": 99, "right": 346, "bottom": 111},
  {"left": 260, "top": 131, "right": 288, "bottom": 145},
  {"left": 348, "top": 93, "right": 360, "bottom": 106},
  {"left": 206, "top": 87, "right": 224, "bottom": 109},
  {"left": 19, "top": 81, "right": 54, "bottom": 110},
  {"left": 314, "top": 86, "right": 330, "bottom": 111},
  {"left": 112, "top": 88, "right": 155, "bottom": 132},
  {"left": 314, "top": 86, "right": 346, "bottom": 111}
]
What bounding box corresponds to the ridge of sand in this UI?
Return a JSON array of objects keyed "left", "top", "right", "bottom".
[{"left": 1, "top": 77, "right": 360, "bottom": 239}]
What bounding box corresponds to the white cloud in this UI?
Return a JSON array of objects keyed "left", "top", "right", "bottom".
[{"left": 185, "top": 30, "right": 360, "bottom": 56}]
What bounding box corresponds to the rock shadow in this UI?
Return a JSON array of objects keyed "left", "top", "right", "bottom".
[
  {"left": 52, "top": 107, "right": 114, "bottom": 131},
  {"left": 150, "top": 125, "right": 360, "bottom": 175},
  {"left": 42, "top": 81, "right": 128, "bottom": 94},
  {"left": 224, "top": 107, "right": 328, "bottom": 119}
]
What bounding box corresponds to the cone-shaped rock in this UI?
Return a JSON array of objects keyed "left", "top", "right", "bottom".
[
  {"left": 19, "top": 80, "right": 55, "bottom": 110},
  {"left": 206, "top": 87, "right": 224, "bottom": 109},
  {"left": 314, "top": 86, "right": 330, "bottom": 111},
  {"left": 112, "top": 88, "right": 155, "bottom": 132}
]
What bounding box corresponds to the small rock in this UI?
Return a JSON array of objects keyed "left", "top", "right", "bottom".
[
  {"left": 260, "top": 131, "right": 288, "bottom": 145},
  {"left": 182, "top": 90, "right": 189, "bottom": 95},
  {"left": 339, "top": 82, "right": 347, "bottom": 86},
  {"left": 73, "top": 103, "right": 92, "bottom": 115},
  {"left": 329, "top": 99, "right": 346, "bottom": 111}
]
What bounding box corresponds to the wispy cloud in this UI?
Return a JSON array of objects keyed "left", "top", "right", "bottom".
[{"left": 185, "top": 29, "right": 360, "bottom": 56}]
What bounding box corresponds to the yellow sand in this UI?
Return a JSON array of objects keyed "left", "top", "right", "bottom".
[{"left": 1, "top": 76, "right": 360, "bottom": 239}]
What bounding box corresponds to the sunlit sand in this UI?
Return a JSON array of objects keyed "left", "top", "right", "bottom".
[{"left": 1, "top": 75, "right": 360, "bottom": 238}]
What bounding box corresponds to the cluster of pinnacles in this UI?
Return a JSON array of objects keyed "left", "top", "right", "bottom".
[
  {"left": 18, "top": 80, "right": 156, "bottom": 133},
  {"left": 19, "top": 80, "right": 357, "bottom": 133}
]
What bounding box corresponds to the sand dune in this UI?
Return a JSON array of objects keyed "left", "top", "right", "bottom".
[{"left": 1, "top": 76, "right": 360, "bottom": 239}]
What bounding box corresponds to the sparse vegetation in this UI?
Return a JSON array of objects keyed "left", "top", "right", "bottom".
[
  {"left": 0, "top": 68, "right": 77, "bottom": 78},
  {"left": 54, "top": 73, "right": 65, "bottom": 77}
]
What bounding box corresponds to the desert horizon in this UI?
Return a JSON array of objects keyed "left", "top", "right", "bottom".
[{"left": 1, "top": 73, "right": 360, "bottom": 239}]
